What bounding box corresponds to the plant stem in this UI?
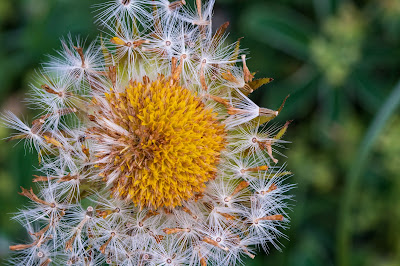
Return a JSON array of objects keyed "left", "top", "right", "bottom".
[{"left": 337, "top": 79, "right": 400, "bottom": 266}]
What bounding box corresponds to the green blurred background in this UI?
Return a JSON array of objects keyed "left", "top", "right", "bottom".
[{"left": 1, "top": 0, "right": 400, "bottom": 265}]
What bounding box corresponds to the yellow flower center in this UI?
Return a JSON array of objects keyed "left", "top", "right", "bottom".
[{"left": 93, "top": 76, "right": 226, "bottom": 209}]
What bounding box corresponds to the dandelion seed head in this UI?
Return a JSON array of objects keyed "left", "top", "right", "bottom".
[{"left": 5, "top": 0, "right": 294, "bottom": 265}]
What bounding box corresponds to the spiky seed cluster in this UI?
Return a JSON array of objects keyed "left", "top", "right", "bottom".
[
  {"left": 5, "top": 0, "right": 294, "bottom": 265},
  {"left": 92, "top": 76, "right": 226, "bottom": 208}
]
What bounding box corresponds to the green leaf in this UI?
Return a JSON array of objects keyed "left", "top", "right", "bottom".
[
  {"left": 312, "top": 0, "right": 334, "bottom": 22},
  {"left": 240, "top": 4, "right": 315, "bottom": 60}
]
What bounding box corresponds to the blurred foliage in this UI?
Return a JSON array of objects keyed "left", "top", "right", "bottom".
[
  {"left": 310, "top": 3, "right": 365, "bottom": 87},
  {"left": 1, "top": 0, "right": 400, "bottom": 265}
]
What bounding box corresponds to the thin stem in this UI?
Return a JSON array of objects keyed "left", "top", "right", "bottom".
[{"left": 337, "top": 79, "right": 400, "bottom": 266}]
